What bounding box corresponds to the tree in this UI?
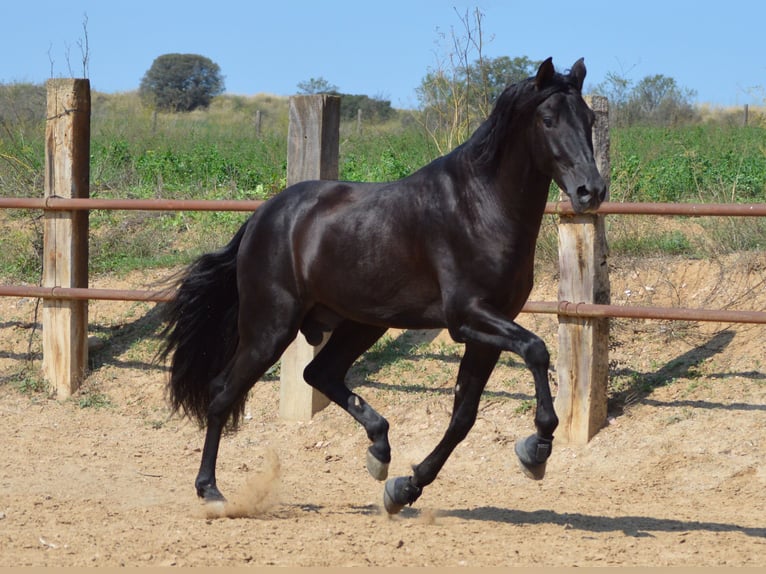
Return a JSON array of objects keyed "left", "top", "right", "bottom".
[
  {"left": 415, "top": 7, "right": 540, "bottom": 152},
  {"left": 296, "top": 77, "right": 338, "bottom": 95},
  {"left": 594, "top": 71, "right": 697, "bottom": 126},
  {"left": 631, "top": 74, "right": 697, "bottom": 124},
  {"left": 140, "top": 54, "right": 225, "bottom": 112},
  {"left": 296, "top": 77, "right": 394, "bottom": 123},
  {"left": 337, "top": 94, "right": 394, "bottom": 122},
  {"left": 415, "top": 7, "right": 485, "bottom": 152},
  {"left": 417, "top": 53, "right": 540, "bottom": 152},
  {"left": 469, "top": 55, "right": 541, "bottom": 112}
]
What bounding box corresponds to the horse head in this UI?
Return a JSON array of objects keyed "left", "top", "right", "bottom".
[{"left": 532, "top": 57, "right": 607, "bottom": 214}]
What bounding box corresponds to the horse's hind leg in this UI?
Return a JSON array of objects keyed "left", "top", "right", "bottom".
[
  {"left": 196, "top": 309, "right": 301, "bottom": 502},
  {"left": 383, "top": 343, "right": 499, "bottom": 514},
  {"left": 302, "top": 321, "right": 391, "bottom": 480}
]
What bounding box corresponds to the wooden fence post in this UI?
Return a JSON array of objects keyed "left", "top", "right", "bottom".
[
  {"left": 42, "top": 79, "right": 90, "bottom": 399},
  {"left": 279, "top": 94, "right": 340, "bottom": 421},
  {"left": 254, "top": 110, "right": 262, "bottom": 136},
  {"left": 554, "top": 95, "right": 611, "bottom": 444}
]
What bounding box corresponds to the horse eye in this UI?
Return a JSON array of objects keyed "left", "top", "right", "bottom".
[{"left": 542, "top": 117, "right": 554, "bottom": 128}]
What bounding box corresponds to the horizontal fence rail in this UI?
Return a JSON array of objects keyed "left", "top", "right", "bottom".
[
  {"left": 550, "top": 201, "right": 766, "bottom": 217},
  {"left": 0, "top": 286, "right": 764, "bottom": 324},
  {"left": 523, "top": 301, "right": 766, "bottom": 325},
  {"left": 2, "top": 197, "right": 766, "bottom": 216},
  {"left": 0, "top": 197, "right": 265, "bottom": 212},
  {"left": 0, "top": 285, "right": 170, "bottom": 302}
]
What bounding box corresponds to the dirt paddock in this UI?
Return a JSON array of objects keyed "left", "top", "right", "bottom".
[{"left": 1, "top": 254, "right": 764, "bottom": 566}]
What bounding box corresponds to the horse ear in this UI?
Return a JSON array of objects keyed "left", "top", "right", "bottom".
[
  {"left": 570, "top": 58, "right": 586, "bottom": 91},
  {"left": 535, "top": 57, "right": 555, "bottom": 90}
]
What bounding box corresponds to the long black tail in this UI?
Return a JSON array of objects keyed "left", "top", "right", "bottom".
[{"left": 158, "top": 221, "right": 249, "bottom": 429}]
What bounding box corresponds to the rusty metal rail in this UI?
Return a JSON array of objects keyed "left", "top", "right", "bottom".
[
  {"left": 0, "top": 284, "right": 171, "bottom": 302},
  {"left": 551, "top": 201, "right": 766, "bottom": 217},
  {"left": 2, "top": 197, "right": 765, "bottom": 216},
  {"left": 522, "top": 301, "right": 766, "bottom": 325},
  {"left": 1, "top": 285, "right": 764, "bottom": 325},
  {"left": 0, "top": 197, "right": 264, "bottom": 212}
]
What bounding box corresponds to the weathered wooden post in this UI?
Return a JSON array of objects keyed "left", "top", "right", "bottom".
[
  {"left": 254, "top": 109, "right": 262, "bottom": 136},
  {"left": 279, "top": 94, "right": 340, "bottom": 420},
  {"left": 42, "top": 79, "right": 90, "bottom": 398},
  {"left": 554, "top": 95, "right": 611, "bottom": 443}
]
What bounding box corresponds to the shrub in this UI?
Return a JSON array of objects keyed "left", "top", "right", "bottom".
[{"left": 139, "top": 54, "right": 224, "bottom": 112}]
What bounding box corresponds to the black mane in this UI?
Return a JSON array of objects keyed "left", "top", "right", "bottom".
[{"left": 464, "top": 70, "right": 581, "bottom": 168}]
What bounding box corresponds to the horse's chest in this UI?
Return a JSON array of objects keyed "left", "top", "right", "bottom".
[{"left": 466, "top": 244, "right": 536, "bottom": 310}]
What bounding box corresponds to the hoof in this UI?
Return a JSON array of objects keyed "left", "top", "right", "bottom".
[
  {"left": 383, "top": 482, "right": 405, "bottom": 515},
  {"left": 514, "top": 434, "right": 552, "bottom": 481},
  {"left": 517, "top": 458, "right": 547, "bottom": 480},
  {"left": 366, "top": 449, "right": 389, "bottom": 481},
  {"left": 205, "top": 499, "right": 227, "bottom": 517},
  {"left": 383, "top": 476, "right": 422, "bottom": 515},
  {"left": 196, "top": 483, "right": 226, "bottom": 502}
]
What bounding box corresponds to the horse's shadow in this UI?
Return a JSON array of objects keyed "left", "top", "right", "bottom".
[
  {"left": 347, "top": 328, "right": 534, "bottom": 401},
  {"left": 0, "top": 320, "right": 43, "bottom": 362},
  {"left": 87, "top": 304, "right": 168, "bottom": 373},
  {"left": 274, "top": 502, "right": 764, "bottom": 539},
  {"left": 86, "top": 303, "right": 291, "bottom": 381},
  {"left": 431, "top": 506, "right": 765, "bottom": 538},
  {"left": 350, "top": 327, "right": 766, "bottom": 413},
  {"left": 609, "top": 329, "right": 766, "bottom": 416}
]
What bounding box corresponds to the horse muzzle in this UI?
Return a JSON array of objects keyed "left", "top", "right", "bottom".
[{"left": 568, "top": 176, "right": 607, "bottom": 214}]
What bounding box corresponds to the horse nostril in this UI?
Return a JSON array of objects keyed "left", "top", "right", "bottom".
[{"left": 576, "top": 185, "right": 591, "bottom": 201}]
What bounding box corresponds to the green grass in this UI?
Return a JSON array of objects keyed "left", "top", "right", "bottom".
[
  {"left": 514, "top": 400, "right": 535, "bottom": 415},
  {"left": 11, "top": 368, "right": 50, "bottom": 395},
  {"left": 76, "top": 391, "right": 113, "bottom": 410},
  {"left": 610, "top": 228, "right": 696, "bottom": 256},
  {"left": 610, "top": 124, "right": 766, "bottom": 203}
]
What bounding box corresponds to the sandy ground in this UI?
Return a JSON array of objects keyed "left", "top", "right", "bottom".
[{"left": 0, "top": 253, "right": 764, "bottom": 566}]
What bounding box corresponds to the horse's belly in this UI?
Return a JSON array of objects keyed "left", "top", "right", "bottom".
[{"left": 314, "top": 273, "right": 445, "bottom": 329}]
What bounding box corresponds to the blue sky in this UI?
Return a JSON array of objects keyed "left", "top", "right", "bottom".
[{"left": 3, "top": 0, "right": 764, "bottom": 109}]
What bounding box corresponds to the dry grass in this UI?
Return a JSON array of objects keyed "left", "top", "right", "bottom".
[{"left": 696, "top": 103, "right": 766, "bottom": 126}]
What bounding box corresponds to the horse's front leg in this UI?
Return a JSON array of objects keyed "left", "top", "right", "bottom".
[
  {"left": 509, "top": 329, "right": 556, "bottom": 480},
  {"left": 450, "top": 300, "right": 558, "bottom": 480},
  {"left": 383, "top": 343, "right": 499, "bottom": 514}
]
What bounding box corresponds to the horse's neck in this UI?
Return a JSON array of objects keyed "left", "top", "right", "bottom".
[{"left": 462, "top": 142, "right": 550, "bottom": 226}]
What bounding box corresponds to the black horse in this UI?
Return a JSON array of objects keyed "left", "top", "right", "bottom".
[{"left": 159, "top": 57, "right": 606, "bottom": 514}]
